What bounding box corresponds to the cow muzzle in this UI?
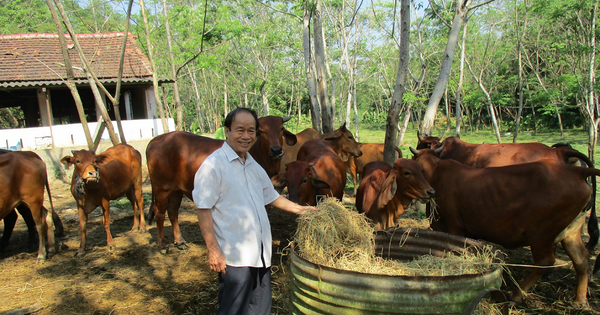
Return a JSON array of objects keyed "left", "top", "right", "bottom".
[
  {"left": 82, "top": 164, "right": 100, "bottom": 183},
  {"left": 270, "top": 146, "right": 284, "bottom": 159},
  {"left": 418, "top": 189, "right": 436, "bottom": 203}
]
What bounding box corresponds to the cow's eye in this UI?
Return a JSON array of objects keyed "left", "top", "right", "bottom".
[
  {"left": 302, "top": 178, "right": 308, "bottom": 184},
  {"left": 403, "top": 171, "right": 411, "bottom": 177},
  {"left": 76, "top": 160, "right": 81, "bottom": 164}
]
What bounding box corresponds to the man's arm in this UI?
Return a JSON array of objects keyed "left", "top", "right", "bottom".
[
  {"left": 269, "top": 196, "right": 317, "bottom": 215},
  {"left": 196, "top": 208, "right": 227, "bottom": 274}
]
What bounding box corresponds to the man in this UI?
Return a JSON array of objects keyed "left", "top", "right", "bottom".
[{"left": 193, "top": 108, "right": 315, "bottom": 315}]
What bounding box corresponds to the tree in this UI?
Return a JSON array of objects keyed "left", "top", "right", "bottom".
[
  {"left": 384, "top": 0, "right": 411, "bottom": 164},
  {"left": 421, "top": 0, "right": 497, "bottom": 136}
]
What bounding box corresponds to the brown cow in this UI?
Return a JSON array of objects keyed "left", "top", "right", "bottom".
[
  {"left": 0, "top": 149, "right": 63, "bottom": 254},
  {"left": 279, "top": 123, "right": 362, "bottom": 175},
  {"left": 416, "top": 130, "right": 442, "bottom": 149},
  {"left": 413, "top": 148, "right": 597, "bottom": 306},
  {"left": 435, "top": 136, "right": 599, "bottom": 251},
  {"left": 146, "top": 116, "right": 296, "bottom": 253},
  {"left": 0, "top": 151, "right": 56, "bottom": 260},
  {"left": 345, "top": 143, "right": 402, "bottom": 195},
  {"left": 61, "top": 144, "right": 144, "bottom": 256},
  {"left": 272, "top": 139, "right": 346, "bottom": 206},
  {"left": 280, "top": 128, "right": 320, "bottom": 174},
  {"left": 355, "top": 159, "right": 434, "bottom": 230}
]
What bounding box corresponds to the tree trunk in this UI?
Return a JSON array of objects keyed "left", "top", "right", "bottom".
[
  {"left": 466, "top": 59, "right": 501, "bottom": 143},
  {"left": 46, "top": 0, "right": 94, "bottom": 150},
  {"left": 260, "top": 80, "right": 269, "bottom": 116},
  {"left": 384, "top": 0, "right": 410, "bottom": 164},
  {"left": 313, "top": 0, "right": 333, "bottom": 133},
  {"left": 302, "top": 1, "right": 322, "bottom": 133},
  {"left": 455, "top": 17, "right": 467, "bottom": 136},
  {"left": 140, "top": 0, "right": 170, "bottom": 133},
  {"left": 397, "top": 105, "right": 412, "bottom": 148},
  {"left": 587, "top": 1, "right": 598, "bottom": 165},
  {"left": 161, "top": 0, "right": 182, "bottom": 130},
  {"left": 421, "top": 0, "right": 472, "bottom": 135},
  {"left": 513, "top": 0, "right": 528, "bottom": 143}
]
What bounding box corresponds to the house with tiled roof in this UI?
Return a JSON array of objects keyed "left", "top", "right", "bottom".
[{"left": 0, "top": 32, "right": 174, "bottom": 149}]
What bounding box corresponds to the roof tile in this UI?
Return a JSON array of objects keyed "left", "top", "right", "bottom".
[{"left": 0, "top": 33, "right": 153, "bottom": 85}]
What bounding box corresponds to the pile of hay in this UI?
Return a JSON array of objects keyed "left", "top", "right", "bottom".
[{"left": 293, "top": 197, "right": 497, "bottom": 276}]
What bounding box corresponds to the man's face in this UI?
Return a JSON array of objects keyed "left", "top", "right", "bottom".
[{"left": 225, "top": 111, "right": 257, "bottom": 158}]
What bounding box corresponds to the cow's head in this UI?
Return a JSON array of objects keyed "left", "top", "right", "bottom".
[
  {"left": 376, "top": 158, "right": 435, "bottom": 210},
  {"left": 416, "top": 130, "right": 443, "bottom": 150},
  {"left": 436, "top": 136, "right": 459, "bottom": 159},
  {"left": 323, "top": 123, "right": 362, "bottom": 162},
  {"left": 60, "top": 149, "right": 102, "bottom": 184},
  {"left": 410, "top": 147, "right": 442, "bottom": 182},
  {"left": 255, "top": 116, "right": 297, "bottom": 160},
  {"left": 272, "top": 161, "right": 330, "bottom": 206}
]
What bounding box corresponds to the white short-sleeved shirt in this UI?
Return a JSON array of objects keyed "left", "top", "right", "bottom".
[{"left": 192, "top": 141, "right": 280, "bottom": 268}]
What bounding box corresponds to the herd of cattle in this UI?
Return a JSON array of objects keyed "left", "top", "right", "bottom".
[{"left": 1, "top": 115, "right": 600, "bottom": 307}]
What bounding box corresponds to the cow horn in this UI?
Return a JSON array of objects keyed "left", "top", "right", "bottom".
[
  {"left": 308, "top": 163, "right": 314, "bottom": 167},
  {"left": 455, "top": 132, "right": 460, "bottom": 139},
  {"left": 439, "top": 129, "right": 446, "bottom": 138},
  {"left": 417, "top": 130, "right": 424, "bottom": 142},
  {"left": 71, "top": 150, "right": 76, "bottom": 155},
  {"left": 283, "top": 116, "right": 291, "bottom": 123},
  {"left": 409, "top": 147, "right": 420, "bottom": 156},
  {"left": 434, "top": 143, "right": 445, "bottom": 155}
]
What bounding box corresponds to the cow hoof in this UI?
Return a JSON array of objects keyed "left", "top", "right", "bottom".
[
  {"left": 36, "top": 256, "right": 46, "bottom": 263},
  {"left": 570, "top": 300, "right": 590, "bottom": 309},
  {"left": 176, "top": 242, "right": 187, "bottom": 250},
  {"left": 76, "top": 251, "right": 85, "bottom": 257},
  {"left": 159, "top": 247, "right": 169, "bottom": 255}
]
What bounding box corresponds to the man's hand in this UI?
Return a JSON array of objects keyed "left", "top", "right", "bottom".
[
  {"left": 208, "top": 248, "right": 227, "bottom": 274},
  {"left": 197, "top": 208, "right": 227, "bottom": 274}
]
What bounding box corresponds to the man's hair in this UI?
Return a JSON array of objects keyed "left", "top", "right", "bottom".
[{"left": 224, "top": 108, "right": 259, "bottom": 130}]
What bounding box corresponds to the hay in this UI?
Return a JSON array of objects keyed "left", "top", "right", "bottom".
[{"left": 293, "top": 197, "right": 497, "bottom": 276}]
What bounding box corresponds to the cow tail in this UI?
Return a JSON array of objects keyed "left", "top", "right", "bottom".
[
  {"left": 45, "top": 176, "right": 64, "bottom": 237},
  {"left": 594, "top": 252, "right": 600, "bottom": 277},
  {"left": 146, "top": 192, "right": 156, "bottom": 225},
  {"left": 581, "top": 163, "right": 600, "bottom": 251}
]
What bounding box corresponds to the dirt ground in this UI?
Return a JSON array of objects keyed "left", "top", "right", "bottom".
[{"left": 0, "top": 170, "right": 599, "bottom": 315}]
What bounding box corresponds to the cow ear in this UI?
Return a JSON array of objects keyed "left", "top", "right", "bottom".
[
  {"left": 310, "top": 177, "right": 331, "bottom": 190},
  {"left": 271, "top": 174, "right": 287, "bottom": 189},
  {"left": 60, "top": 156, "right": 73, "bottom": 168},
  {"left": 283, "top": 129, "right": 298, "bottom": 146},
  {"left": 377, "top": 172, "right": 397, "bottom": 209},
  {"left": 94, "top": 156, "right": 105, "bottom": 164}
]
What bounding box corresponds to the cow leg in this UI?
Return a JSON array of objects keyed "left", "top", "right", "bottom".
[
  {"left": 16, "top": 205, "right": 38, "bottom": 252},
  {"left": 0, "top": 210, "right": 18, "bottom": 253},
  {"left": 561, "top": 230, "right": 590, "bottom": 307},
  {"left": 511, "top": 244, "right": 555, "bottom": 304},
  {"left": 77, "top": 206, "right": 88, "bottom": 257},
  {"left": 44, "top": 206, "right": 56, "bottom": 254},
  {"left": 153, "top": 191, "right": 171, "bottom": 254},
  {"left": 167, "top": 194, "right": 186, "bottom": 250},
  {"left": 101, "top": 199, "right": 115, "bottom": 251},
  {"left": 127, "top": 187, "right": 146, "bottom": 232},
  {"left": 30, "top": 203, "right": 48, "bottom": 262}
]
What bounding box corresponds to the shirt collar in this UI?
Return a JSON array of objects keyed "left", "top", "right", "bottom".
[{"left": 222, "top": 141, "right": 255, "bottom": 164}]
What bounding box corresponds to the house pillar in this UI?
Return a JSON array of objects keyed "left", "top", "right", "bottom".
[
  {"left": 37, "top": 88, "right": 53, "bottom": 126},
  {"left": 124, "top": 90, "right": 133, "bottom": 120},
  {"left": 145, "top": 85, "right": 157, "bottom": 118}
]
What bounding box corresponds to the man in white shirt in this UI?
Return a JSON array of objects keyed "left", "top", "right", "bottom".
[{"left": 193, "top": 108, "right": 315, "bottom": 315}]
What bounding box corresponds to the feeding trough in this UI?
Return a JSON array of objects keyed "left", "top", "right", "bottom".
[{"left": 290, "top": 227, "right": 507, "bottom": 315}]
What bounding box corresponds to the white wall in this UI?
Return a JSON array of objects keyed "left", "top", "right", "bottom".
[{"left": 0, "top": 118, "right": 175, "bottom": 150}]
